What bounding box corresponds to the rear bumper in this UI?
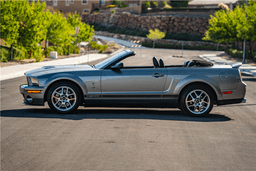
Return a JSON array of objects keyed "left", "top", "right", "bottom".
[
  {"left": 20, "top": 84, "right": 45, "bottom": 106},
  {"left": 218, "top": 81, "right": 246, "bottom": 103},
  {"left": 217, "top": 98, "right": 246, "bottom": 106}
]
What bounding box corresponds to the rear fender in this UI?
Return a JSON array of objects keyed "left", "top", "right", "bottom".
[{"left": 173, "top": 75, "right": 223, "bottom": 100}]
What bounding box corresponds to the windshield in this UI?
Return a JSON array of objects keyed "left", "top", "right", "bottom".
[{"left": 95, "top": 50, "right": 133, "bottom": 69}]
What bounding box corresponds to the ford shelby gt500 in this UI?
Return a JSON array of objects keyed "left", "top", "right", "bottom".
[{"left": 20, "top": 49, "right": 246, "bottom": 116}]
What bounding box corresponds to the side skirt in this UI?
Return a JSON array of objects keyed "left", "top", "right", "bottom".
[{"left": 84, "top": 97, "right": 178, "bottom": 108}]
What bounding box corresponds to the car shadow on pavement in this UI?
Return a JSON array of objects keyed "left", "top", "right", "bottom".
[{"left": 1, "top": 108, "right": 232, "bottom": 122}]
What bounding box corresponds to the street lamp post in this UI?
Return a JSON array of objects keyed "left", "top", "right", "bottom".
[{"left": 242, "top": 0, "right": 248, "bottom": 64}]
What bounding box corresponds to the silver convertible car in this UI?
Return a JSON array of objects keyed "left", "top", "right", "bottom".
[{"left": 20, "top": 49, "right": 246, "bottom": 116}]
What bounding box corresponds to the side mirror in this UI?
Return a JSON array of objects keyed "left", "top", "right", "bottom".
[{"left": 110, "top": 62, "right": 123, "bottom": 69}]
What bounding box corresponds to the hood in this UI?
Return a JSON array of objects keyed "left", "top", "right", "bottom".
[{"left": 25, "top": 64, "right": 95, "bottom": 77}]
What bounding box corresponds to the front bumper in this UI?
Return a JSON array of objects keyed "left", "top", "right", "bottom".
[{"left": 20, "top": 84, "right": 45, "bottom": 106}]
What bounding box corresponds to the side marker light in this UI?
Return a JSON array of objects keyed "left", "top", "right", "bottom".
[
  {"left": 27, "top": 90, "right": 41, "bottom": 93},
  {"left": 222, "top": 91, "right": 233, "bottom": 94}
]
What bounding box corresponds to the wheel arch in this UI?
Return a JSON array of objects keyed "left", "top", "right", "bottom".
[
  {"left": 178, "top": 82, "right": 218, "bottom": 105},
  {"left": 43, "top": 79, "right": 85, "bottom": 104}
]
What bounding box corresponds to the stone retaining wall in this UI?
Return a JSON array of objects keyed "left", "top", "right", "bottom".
[
  {"left": 95, "top": 31, "right": 224, "bottom": 47},
  {"left": 83, "top": 12, "right": 210, "bottom": 36}
]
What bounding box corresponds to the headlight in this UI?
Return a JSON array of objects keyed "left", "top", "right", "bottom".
[{"left": 28, "top": 77, "right": 39, "bottom": 86}]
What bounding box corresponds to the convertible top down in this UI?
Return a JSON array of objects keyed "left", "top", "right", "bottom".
[{"left": 20, "top": 49, "right": 246, "bottom": 116}]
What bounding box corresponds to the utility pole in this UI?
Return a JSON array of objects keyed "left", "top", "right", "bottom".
[{"left": 242, "top": 0, "right": 248, "bottom": 64}]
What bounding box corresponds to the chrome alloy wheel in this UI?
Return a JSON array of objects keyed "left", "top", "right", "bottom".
[
  {"left": 185, "top": 89, "right": 210, "bottom": 115},
  {"left": 51, "top": 86, "right": 77, "bottom": 112}
]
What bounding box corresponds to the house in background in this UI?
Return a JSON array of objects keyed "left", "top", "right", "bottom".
[
  {"left": 43, "top": 0, "right": 140, "bottom": 14},
  {"left": 43, "top": 0, "right": 110, "bottom": 14},
  {"left": 187, "top": 0, "right": 239, "bottom": 9}
]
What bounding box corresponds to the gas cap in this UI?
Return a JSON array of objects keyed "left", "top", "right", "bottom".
[{"left": 219, "top": 72, "right": 228, "bottom": 81}]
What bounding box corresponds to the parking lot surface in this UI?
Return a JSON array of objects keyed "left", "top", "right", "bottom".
[{"left": 1, "top": 49, "right": 256, "bottom": 171}]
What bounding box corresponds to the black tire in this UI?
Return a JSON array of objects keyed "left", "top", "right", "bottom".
[
  {"left": 180, "top": 85, "right": 214, "bottom": 117},
  {"left": 47, "top": 81, "right": 82, "bottom": 114}
]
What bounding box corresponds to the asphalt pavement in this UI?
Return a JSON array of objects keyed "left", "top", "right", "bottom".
[{"left": 1, "top": 49, "right": 256, "bottom": 171}]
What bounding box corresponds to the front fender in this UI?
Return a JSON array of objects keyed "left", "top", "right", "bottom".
[
  {"left": 173, "top": 75, "right": 223, "bottom": 101},
  {"left": 43, "top": 73, "right": 88, "bottom": 98}
]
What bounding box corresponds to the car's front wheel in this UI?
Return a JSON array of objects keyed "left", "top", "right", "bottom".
[
  {"left": 180, "top": 85, "right": 214, "bottom": 117},
  {"left": 47, "top": 82, "right": 81, "bottom": 114}
]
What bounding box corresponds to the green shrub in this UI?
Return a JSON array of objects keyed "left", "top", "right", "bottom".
[
  {"left": 150, "top": 1, "right": 158, "bottom": 9},
  {"left": 69, "top": 45, "right": 74, "bottom": 54},
  {"left": 111, "top": 9, "right": 115, "bottom": 13},
  {"left": 75, "top": 46, "right": 80, "bottom": 54},
  {"left": 89, "top": 41, "right": 100, "bottom": 50},
  {"left": 224, "top": 46, "right": 256, "bottom": 60},
  {"left": 57, "top": 46, "right": 63, "bottom": 56},
  {"left": 0, "top": 47, "right": 10, "bottom": 62},
  {"left": 31, "top": 47, "right": 44, "bottom": 62},
  {"left": 13, "top": 46, "right": 27, "bottom": 61},
  {"left": 65, "top": 45, "right": 80, "bottom": 54},
  {"left": 99, "top": 45, "right": 108, "bottom": 53},
  {"left": 112, "top": 0, "right": 128, "bottom": 8},
  {"left": 0, "top": 45, "right": 27, "bottom": 62},
  {"left": 89, "top": 41, "right": 108, "bottom": 53},
  {"left": 142, "top": 1, "right": 150, "bottom": 11},
  {"left": 171, "top": 0, "right": 189, "bottom": 8},
  {"left": 62, "top": 45, "right": 70, "bottom": 55}
]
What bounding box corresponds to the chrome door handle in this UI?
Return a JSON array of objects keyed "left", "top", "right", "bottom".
[{"left": 152, "top": 73, "right": 164, "bottom": 78}]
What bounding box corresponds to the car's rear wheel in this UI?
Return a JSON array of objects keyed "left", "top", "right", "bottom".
[
  {"left": 47, "top": 82, "right": 81, "bottom": 114},
  {"left": 180, "top": 85, "right": 214, "bottom": 117}
]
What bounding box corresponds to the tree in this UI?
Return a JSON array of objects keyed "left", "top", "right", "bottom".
[
  {"left": 203, "top": 7, "right": 246, "bottom": 56},
  {"left": 203, "top": 2, "right": 256, "bottom": 59},
  {"left": 17, "top": 1, "right": 47, "bottom": 56},
  {"left": 146, "top": 29, "right": 165, "bottom": 48},
  {"left": 67, "top": 13, "right": 94, "bottom": 44},
  {"left": 0, "top": 0, "right": 23, "bottom": 60},
  {"left": 44, "top": 11, "right": 74, "bottom": 57},
  {"left": 237, "top": 1, "right": 256, "bottom": 59},
  {"left": 203, "top": 10, "right": 241, "bottom": 44}
]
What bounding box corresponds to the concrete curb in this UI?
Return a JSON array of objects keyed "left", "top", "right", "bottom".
[
  {"left": 0, "top": 54, "right": 109, "bottom": 81},
  {"left": 199, "top": 55, "right": 256, "bottom": 77}
]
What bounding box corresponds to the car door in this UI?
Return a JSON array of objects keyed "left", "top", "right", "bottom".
[{"left": 101, "top": 67, "right": 167, "bottom": 98}]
